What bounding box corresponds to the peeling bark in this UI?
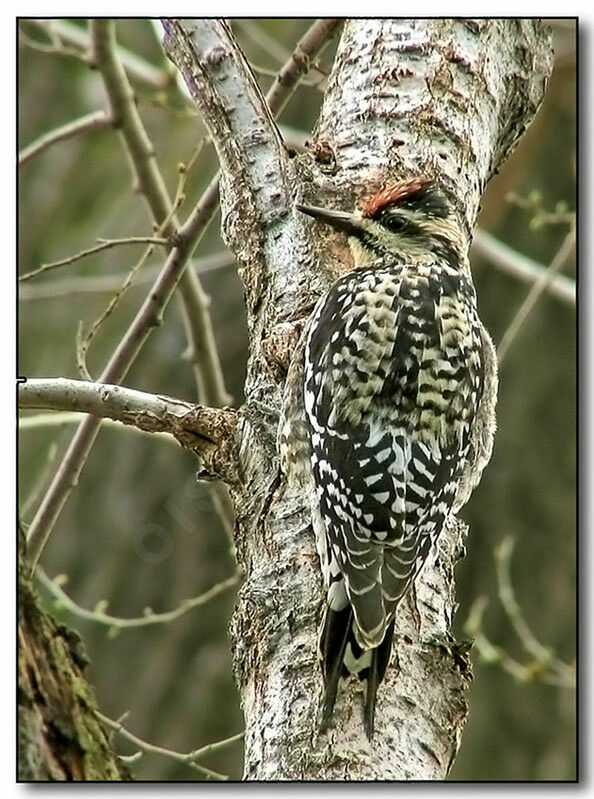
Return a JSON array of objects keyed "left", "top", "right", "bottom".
[{"left": 164, "top": 18, "right": 553, "bottom": 780}]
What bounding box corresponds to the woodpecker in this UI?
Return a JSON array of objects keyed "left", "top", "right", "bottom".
[{"left": 278, "top": 176, "right": 497, "bottom": 739}]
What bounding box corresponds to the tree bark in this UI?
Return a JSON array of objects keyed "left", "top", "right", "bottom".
[
  {"left": 18, "top": 532, "right": 130, "bottom": 781},
  {"left": 148, "top": 18, "right": 555, "bottom": 780}
]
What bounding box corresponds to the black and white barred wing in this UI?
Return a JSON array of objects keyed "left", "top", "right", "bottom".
[{"left": 310, "top": 417, "right": 459, "bottom": 649}]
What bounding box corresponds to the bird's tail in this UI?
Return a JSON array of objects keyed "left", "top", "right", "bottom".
[{"left": 319, "top": 605, "right": 395, "bottom": 739}]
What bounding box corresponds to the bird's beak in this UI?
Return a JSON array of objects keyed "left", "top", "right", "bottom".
[{"left": 295, "top": 203, "right": 361, "bottom": 237}]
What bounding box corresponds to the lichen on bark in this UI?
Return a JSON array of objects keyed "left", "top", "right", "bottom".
[{"left": 18, "top": 532, "right": 130, "bottom": 781}]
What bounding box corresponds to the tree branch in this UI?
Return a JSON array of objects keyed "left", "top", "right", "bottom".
[
  {"left": 19, "top": 110, "right": 111, "bottom": 167},
  {"left": 37, "top": 566, "right": 241, "bottom": 631},
  {"left": 24, "top": 233, "right": 205, "bottom": 571},
  {"left": 90, "top": 18, "right": 231, "bottom": 408},
  {"left": 497, "top": 225, "right": 575, "bottom": 363},
  {"left": 24, "top": 17, "right": 337, "bottom": 571},
  {"left": 464, "top": 538, "right": 575, "bottom": 690},
  {"left": 19, "top": 237, "right": 168, "bottom": 283},
  {"left": 94, "top": 711, "right": 238, "bottom": 780},
  {"left": 161, "top": 19, "right": 291, "bottom": 245},
  {"left": 162, "top": 17, "right": 339, "bottom": 325},
  {"left": 41, "top": 19, "right": 174, "bottom": 89},
  {"left": 18, "top": 377, "right": 238, "bottom": 473},
  {"left": 23, "top": 20, "right": 229, "bottom": 570},
  {"left": 472, "top": 228, "right": 575, "bottom": 306},
  {"left": 19, "top": 251, "right": 234, "bottom": 301},
  {"left": 264, "top": 19, "right": 340, "bottom": 116}
]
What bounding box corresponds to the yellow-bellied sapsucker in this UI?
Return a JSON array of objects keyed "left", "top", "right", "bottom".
[{"left": 278, "top": 177, "right": 497, "bottom": 739}]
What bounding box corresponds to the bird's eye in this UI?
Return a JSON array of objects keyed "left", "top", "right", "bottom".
[{"left": 385, "top": 215, "right": 406, "bottom": 233}]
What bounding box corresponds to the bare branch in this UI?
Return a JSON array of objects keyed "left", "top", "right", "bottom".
[
  {"left": 20, "top": 442, "right": 59, "bottom": 521},
  {"left": 18, "top": 377, "right": 238, "bottom": 460},
  {"left": 464, "top": 539, "right": 575, "bottom": 690},
  {"left": 507, "top": 190, "right": 575, "bottom": 228},
  {"left": 95, "top": 711, "right": 240, "bottom": 780},
  {"left": 465, "top": 596, "right": 543, "bottom": 682},
  {"left": 18, "top": 22, "right": 88, "bottom": 62},
  {"left": 19, "top": 110, "right": 111, "bottom": 167},
  {"left": 495, "top": 537, "right": 574, "bottom": 685},
  {"left": 37, "top": 567, "right": 241, "bottom": 630},
  {"left": 90, "top": 20, "right": 176, "bottom": 232},
  {"left": 76, "top": 191, "right": 185, "bottom": 378},
  {"left": 91, "top": 18, "right": 230, "bottom": 409},
  {"left": 43, "top": 19, "right": 173, "bottom": 89},
  {"left": 22, "top": 21, "right": 227, "bottom": 570},
  {"left": 19, "top": 237, "right": 168, "bottom": 283},
  {"left": 472, "top": 229, "right": 575, "bottom": 306},
  {"left": 497, "top": 225, "right": 576, "bottom": 363},
  {"left": 19, "top": 251, "right": 234, "bottom": 301},
  {"left": 24, "top": 226, "right": 236, "bottom": 568},
  {"left": 162, "top": 18, "right": 338, "bottom": 326},
  {"left": 264, "top": 19, "right": 340, "bottom": 116},
  {"left": 164, "top": 16, "right": 336, "bottom": 267}
]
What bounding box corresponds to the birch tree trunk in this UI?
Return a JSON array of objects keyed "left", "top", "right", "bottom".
[{"left": 163, "top": 18, "right": 553, "bottom": 780}]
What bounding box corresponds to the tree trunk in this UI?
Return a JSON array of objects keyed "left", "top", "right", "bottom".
[
  {"left": 140, "top": 18, "right": 555, "bottom": 780},
  {"left": 18, "top": 532, "right": 130, "bottom": 781}
]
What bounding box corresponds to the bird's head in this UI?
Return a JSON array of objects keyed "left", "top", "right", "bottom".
[{"left": 296, "top": 177, "right": 466, "bottom": 269}]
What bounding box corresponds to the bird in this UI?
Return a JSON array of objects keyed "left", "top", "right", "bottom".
[{"left": 278, "top": 176, "right": 497, "bottom": 739}]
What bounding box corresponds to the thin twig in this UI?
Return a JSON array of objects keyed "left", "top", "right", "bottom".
[
  {"left": 43, "top": 19, "right": 173, "bottom": 89},
  {"left": 24, "top": 17, "right": 338, "bottom": 569},
  {"left": 76, "top": 191, "right": 186, "bottom": 379},
  {"left": 91, "top": 18, "right": 231, "bottom": 409},
  {"left": 19, "top": 251, "right": 235, "bottom": 301},
  {"left": 95, "top": 711, "right": 239, "bottom": 780},
  {"left": 465, "top": 597, "right": 544, "bottom": 682},
  {"left": 37, "top": 567, "right": 241, "bottom": 630},
  {"left": 18, "top": 23, "right": 88, "bottom": 62},
  {"left": 73, "top": 147, "right": 202, "bottom": 378},
  {"left": 75, "top": 321, "right": 93, "bottom": 382},
  {"left": 464, "top": 541, "right": 575, "bottom": 689},
  {"left": 495, "top": 537, "right": 575, "bottom": 684},
  {"left": 472, "top": 229, "right": 575, "bottom": 306},
  {"left": 497, "top": 226, "right": 576, "bottom": 363},
  {"left": 20, "top": 443, "right": 59, "bottom": 521},
  {"left": 188, "top": 731, "right": 244, "bottom": 761},
  {"left": 19, "top": 110, "right": 111, "bottom": 167},
  {"left": 507, "top": 191, "right": 575, "bottom": 228},
  {"left": 495, "top": 537, "right": 552, "bottom": 662},
  {"left": 23, "top": 230, "right": 234, "bottom": 571},
  {"left": 19, "top": 237, "right": 168, "bottom": 282}
]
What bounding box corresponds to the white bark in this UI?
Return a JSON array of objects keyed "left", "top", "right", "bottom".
[{"left": 163, "top": 18, "right": 553, "bottom": 780}]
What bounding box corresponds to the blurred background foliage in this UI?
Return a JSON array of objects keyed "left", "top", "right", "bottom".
[{"left": 18, "top": 19, "right": 576, "bottom": 781}]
